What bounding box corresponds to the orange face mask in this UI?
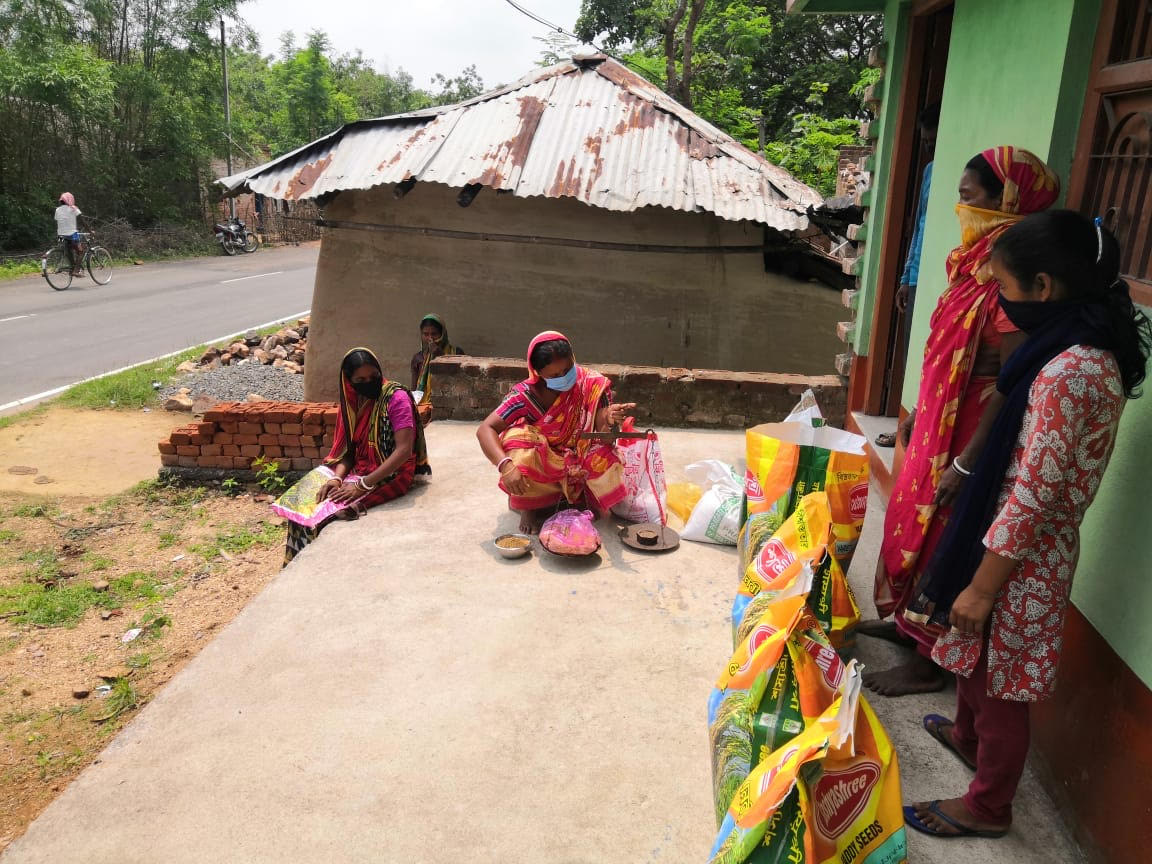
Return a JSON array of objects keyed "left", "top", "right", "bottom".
[{"left": 954, "top": 203, "right": 1019, "bottom": 248}]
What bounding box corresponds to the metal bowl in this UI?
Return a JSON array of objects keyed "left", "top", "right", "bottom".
[{"left": 494, "top": 533, "right": 533, "bottom": 559}]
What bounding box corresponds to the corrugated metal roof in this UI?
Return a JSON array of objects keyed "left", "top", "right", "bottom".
[{"left": 219, "top": 56, "right": 822, "bottom": 231}]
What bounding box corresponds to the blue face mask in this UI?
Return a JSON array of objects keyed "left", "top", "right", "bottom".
[{"left": 544, "top": 365, "right": 578, "bottom": 392}]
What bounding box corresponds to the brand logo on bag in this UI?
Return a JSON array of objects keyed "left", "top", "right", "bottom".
[
  {"left": 813, "top": 761, "right": 880, "bottom": 838},
  {"left": 746, "top": 471, "right": 764, "bottom": 502},
  {"left": 735, "top": 623, "right": 778, "bottom": 675},
  {"left": 801, "top": 637, "right": 844, "bottom": 689},
  {"left": 756, "top": 538, "right": 794, "bottom": 578},
  {"left": 849, "top": 483, "right": 868, "bottom": 521}
]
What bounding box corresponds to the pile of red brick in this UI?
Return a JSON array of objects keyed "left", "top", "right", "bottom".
[{"left": 158, "top": 401, "right": 338, "bottom": 472}]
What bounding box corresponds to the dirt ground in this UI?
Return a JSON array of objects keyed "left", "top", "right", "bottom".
[{"left": 0, "top": 406, "right": 285, "bottom": 851}]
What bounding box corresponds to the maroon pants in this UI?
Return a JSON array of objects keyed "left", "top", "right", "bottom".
[{"left": 951, "top": 646, "right": 1030, "bottom": 824}]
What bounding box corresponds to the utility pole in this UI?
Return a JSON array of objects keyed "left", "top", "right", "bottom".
[{"left": 220, "top": 18, "right": 236, "bottom": 219}]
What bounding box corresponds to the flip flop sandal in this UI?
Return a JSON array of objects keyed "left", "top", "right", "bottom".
[
  {"left": 875, "top": 432, "right": 897, "bottom": 447},
  {"left": 923, "top": 714, "right": 977, "bottom": 771},
  {"left": 903, "top": 801, "right": 1008, "bottom": 839}
]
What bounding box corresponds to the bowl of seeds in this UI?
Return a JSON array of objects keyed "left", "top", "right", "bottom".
[{"left": 494, "top": 533, "right": 534, "bottom": 559}]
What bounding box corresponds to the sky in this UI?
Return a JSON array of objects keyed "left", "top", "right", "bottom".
[{"left": 237, "top": 0, "right": 592, "bottom": 90}]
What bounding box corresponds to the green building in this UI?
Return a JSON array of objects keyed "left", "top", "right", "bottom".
[{"left": 789, "top": 0, "right": 1152, "bottom": 860}]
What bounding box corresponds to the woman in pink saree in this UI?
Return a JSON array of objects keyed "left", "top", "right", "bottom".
[
  {"left": 477, "top": 331, "right": 635, "bottom": 534},
  {"left": 861, "top": 147, "right": 1060, "bottom": 696}
]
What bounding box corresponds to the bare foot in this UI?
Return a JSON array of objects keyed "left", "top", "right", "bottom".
[
  {"left": 909, "top": 797, "right": 1009, "bottom": 837},
  {"left": 517, "top": 510, "right": 541, "bottom": 535},
  {"left": 863, "top": 655, "right": 947, "bottom": 697},
  {"left": 856, "top": 619, "right": 915, "bottom": 646}
]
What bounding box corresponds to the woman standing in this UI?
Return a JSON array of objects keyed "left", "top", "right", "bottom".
[
  {"left": 905, "top": 210, "right": 1151, "bottom": 838},
  {"left": 862, "top": 147, "right": 1059, "bottom": 696},
  {"left": 476, "top": 331, "right": 635, "bottom": 534},
  {"left": 275, "top": 347, "right": 429, "bottom": 564},
  {"left": 410, "top": 314, "right": 464, "bottom": 426}
]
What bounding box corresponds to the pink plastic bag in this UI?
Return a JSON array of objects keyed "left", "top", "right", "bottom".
[
  {"left": 611, "top": 424, "right": 667, "bottom": 525},
  {"left": 539, "top": 510, "right": 602, "bottom": 556}
]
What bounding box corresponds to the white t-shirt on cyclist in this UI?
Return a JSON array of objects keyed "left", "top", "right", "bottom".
[{"left": 55, "top": 205, "right": 81, "bottom": 237}]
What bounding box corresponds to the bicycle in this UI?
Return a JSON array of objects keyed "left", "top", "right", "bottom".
[{"left": 42, "top": 232, "right": 113, "bottom": 291}]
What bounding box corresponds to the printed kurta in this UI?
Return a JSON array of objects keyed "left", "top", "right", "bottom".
[{"left": 932, "top": 346, "right": 1126, "bottom": 700}]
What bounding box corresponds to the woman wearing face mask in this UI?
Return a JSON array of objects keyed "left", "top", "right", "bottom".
[
  {"left": 277, "top": 347, "right": 429, "bottom": 564},
  {"left": 410, "top": 314, "right": 465, "bottom": 426},
  {"left": 861, "top": 147, "right": 1059, "bottom": 697},
  {"left": 476, "top": 331, "right": 636, "bottom": 534},
  {"left": 903, "top": 209, "right": 1151, "bottom": 839}
]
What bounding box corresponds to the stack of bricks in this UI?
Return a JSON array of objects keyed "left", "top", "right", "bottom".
[{"left": 158, "top": 401, "right": 338, "bottom": 473}]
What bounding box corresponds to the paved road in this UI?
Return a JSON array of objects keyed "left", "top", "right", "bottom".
[{"left": 0, "top": 244, "right": 318, "bottom": 410}]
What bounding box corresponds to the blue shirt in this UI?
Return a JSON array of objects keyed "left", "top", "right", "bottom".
[{"left": 901, "top": 161, "right": 933, "bottom": 287}]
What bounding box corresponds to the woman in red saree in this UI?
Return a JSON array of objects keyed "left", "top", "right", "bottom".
[
  {"left": 862, "top": 147, "right": 1059, "bottom": 696},
  {"left": 477, "top": 331, "right": 634, "bottom": 534},
  {"left": 276, "top": 348, "right": 429, "bottom": 564}
]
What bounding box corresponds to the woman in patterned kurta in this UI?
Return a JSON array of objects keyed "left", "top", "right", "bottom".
[{"left": 905, "top": 211, "right": 1151, "bottom": 839}]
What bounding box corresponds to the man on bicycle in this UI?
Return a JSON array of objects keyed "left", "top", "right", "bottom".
[{"left": 54, "top": 192, "right": 83, "bottom": 275}]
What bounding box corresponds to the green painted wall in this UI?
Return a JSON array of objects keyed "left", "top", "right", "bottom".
[
  {"left": 1072, "top": 386, "right": 1152, "bottom": 687},
  {"left": 900, "top": 0, "right": 1100, "bottom": 406},
  {"left": 851, "top": 0, "right": 911, "bottom": 355},
  {"left": 883, "top": 0, "right": 1152, "bottom": 688}
]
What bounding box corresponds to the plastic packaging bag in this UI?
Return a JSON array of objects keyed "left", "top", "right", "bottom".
[
  {"left": 539, "top": 509, "right": 602, "bottom": 556},
  {"left": 667, "top": 483, "right": 703, "bottom": 523},
  {"left": 682, "top": 460, "right": 743, "bottom": 546},
  {"left": 739, "top": 415, "right": 868, "bottom": 579},
  {"left": 272, "top": 466, "right": 358, "bottom": 528},
  {"left": 709, "top": 567, "right": 852, "bottom": 824},
  {"left": 611, "top": 423, "right": 667, "bottom": 524},
  {"left": 709, "top": 667, "right": 906, "bottom": 864}
]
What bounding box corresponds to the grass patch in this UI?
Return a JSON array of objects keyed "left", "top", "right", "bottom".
[
  {"left": 10, "top": 502, "right": 55, "bottom": 518},
  {"left": 0, "top": 259, "right": 41, "bottom": 280},
  {"left": 126, "top": 651, "right": 153, "bottom": 670},
  {"left": 19, "top": 548, "right": 61, "bottom": 583},
  {"left": 0, "top": 529, "right": 19, "bottom": 543},
  {"left": 58, "top": 349, "right": 201, "bottom": 410},
  {"left": 0, "top": 403, "right": 49, "bottom": 432},
  {"left": 0, "top": 569, "right": 166, "bottom": 628},
  {"left": 82, "top": 552, "right": 113, "bottom": 572},
  {"left": 156, "top": 531, "right": 180, "bottom": 549},
  {"left": 96, "top": 677, "right": 139, "bottom": 723},
  {"left": 191, "top": 521, "right": 281, "bottom": 560}
]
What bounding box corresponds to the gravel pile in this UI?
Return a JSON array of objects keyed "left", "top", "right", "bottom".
[{"left": 160, "top": 361, "right": 304, "bottom": 404}]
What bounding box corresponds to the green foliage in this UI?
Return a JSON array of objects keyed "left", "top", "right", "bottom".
[
  {"left": 578, "top": 0, "right": 881, "bottom": 192},
  {"left": 58, "top": 347, "right": 198, "bottom": 410},
  {"left": 251, "top": 456, "right": 287, "bottom": 494},
  {"left": 764, "top": 114, "right": 861, "bottom": 197},
  {"left": 0, "top": 4, "right": 483, "bottom": 253},
  {"left": 191, "top": 520, "right": 281, "bottom": 560},
  {"left": 221, "top": 477, "right": 242, "bottom": 496}
]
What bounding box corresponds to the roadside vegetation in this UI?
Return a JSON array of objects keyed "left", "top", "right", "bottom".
[{"left": 0, "top": 478, "right": 283, "bottom": 849}]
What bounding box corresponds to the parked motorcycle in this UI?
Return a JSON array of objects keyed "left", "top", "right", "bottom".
[{"left": 214, "top": 218, "right": 258, "bottom": 255}]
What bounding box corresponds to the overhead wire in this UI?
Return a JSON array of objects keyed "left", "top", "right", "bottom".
[{"left": 498, "top": 0, "right": 651, "bottom": 75}]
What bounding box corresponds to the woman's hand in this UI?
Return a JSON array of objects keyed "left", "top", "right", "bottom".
[
  {"left": 316, "top": 478, "right": 343, "bottom": 503},
  {"left": 501, "top": 465, "right": 530, "bottom": 496},
  {"left": 328, "top": 481, "right": 367, "bottom": 504},
  {"left": 899, "top": 409, "right": 917, "bottom": 447},
  {"left": 934, "top": 466, "right": 965, "bottom": 508},
  {"left": 949, "top": 585, "right": 996, "bottom": 636},
  {"left": 605, "top": 402, "right": 637, "bottom": 427}
]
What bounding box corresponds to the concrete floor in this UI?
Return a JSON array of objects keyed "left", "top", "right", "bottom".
[{"left": 1, "top": 423, "right": 1084, "bottom": 863}]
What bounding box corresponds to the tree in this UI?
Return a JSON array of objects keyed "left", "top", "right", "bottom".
[{"left": 428, "top": 64, "right": 485, "bottom": 105}]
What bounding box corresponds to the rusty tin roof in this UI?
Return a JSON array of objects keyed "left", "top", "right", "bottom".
[{"left": 219, "top": 56, "right": 822, "bottom": 231}]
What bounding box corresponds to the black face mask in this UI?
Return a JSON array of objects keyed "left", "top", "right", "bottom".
[
  {"left": 998, "top": 295, "right": 1083, "bottom": 333},
  {"left": 352, "top": 378, "right": 383, "bottom": 400}
]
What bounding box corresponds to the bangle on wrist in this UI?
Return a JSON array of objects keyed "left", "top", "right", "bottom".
[
  {"left": 950, "top": 458, "right": 972, "bottom": 478},
  {"left": 497, "top": 457, "right": 513, "bottom": 474},
  {"left": 357, "top": 476, "right": 377, "bottom": 491}
]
